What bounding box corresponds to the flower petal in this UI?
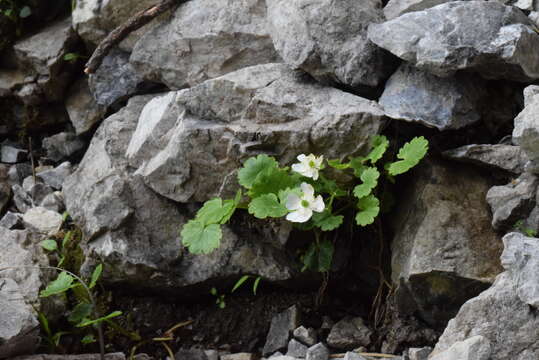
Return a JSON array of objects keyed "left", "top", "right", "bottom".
[
  {"left": 286, "top": 207, "right": 313, "bottom": 223},
  {"left": 311, "top": 170, "right": 319, "bottom": 180},
  {"left": 312, "top": 195, "right": 325, "bottom": 212},
  {"left": 297, "top": 154, "right": 307, "bottom": 162},
  {"left": 301, "top": 182, "right": 315, "bottom": 197},
  {"left": 286, "top": 194, "right": 301, "bottom": 211},
  {"left": 292, "top": 163, "right": 307, "bottom": 174}
]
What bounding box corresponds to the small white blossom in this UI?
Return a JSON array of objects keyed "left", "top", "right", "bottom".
[
  {"left": 285, "top": 183, "right": 325, "bottom": 223},
  {"left": 291, "top": 154, "right": 324, "bottom": 180}
]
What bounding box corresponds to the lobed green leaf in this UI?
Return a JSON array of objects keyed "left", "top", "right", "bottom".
[
  {"left": 237, "top": 155, "right": 279, "bottom": 189},
  {"left": 248, "top": 193, "right": 288, "bottom": 219},
  {"left": 387, "top": 136, "right": 429, "bottom": 176},
  {"left": 355, "top": 194, "right": 380, "bottom": 226},
  {"left": 353, "top": 167, "right": 380, "bottom": 198},
  {"left": 312, "top": 211, "right": 344, "bottom": 232},
  {"left": 40, "top": 272, "right": 75, "bottom": 297},
  {"left": 181, "top": 221, "right": 222, "bottom": 254}
]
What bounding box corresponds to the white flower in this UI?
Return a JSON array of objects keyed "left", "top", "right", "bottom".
[
  {"left": 285, "top": 183, "right": 325, "bottom": 223},
  {"left": 291, "top": 154, "right": 324, "bottom": 180}
]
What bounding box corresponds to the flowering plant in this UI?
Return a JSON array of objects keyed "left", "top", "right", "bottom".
[{"left": 180, "top": 135, "right": 428, "bottom": 272}]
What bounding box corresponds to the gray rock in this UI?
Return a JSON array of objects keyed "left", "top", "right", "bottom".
[
  {"left": 65, "top": 78, "right": 105, "bottom": 135},
  {"left": 89, "top": 49, "right": 146, "bottom": 109},
  {"left": 64, "top": 95, "right": 297, "bottom": 290},
  {"left": 443, "top": 144, "right": 529, "bottom": 174},
  {"left": 326, "top": 317, "right": 372, "bottom": 350},
  {"left": 0, "top": 211, "right": 23, "bottom": 230},
  {"left": 12, "top": 184, "right": 32, "bottom": 213},
  {"left": 12, "top": 18, "right": 79, "bottom": 104},
  {"left": 39, "top": 192, "right": 65, "bottom": 214},
  {"left": 305, "top": 343, "right": 328, "bottom": 360},
  {"left": 293, "top": 326, "right": 317, "bottom": 347},
  {"left": 0, "top": 165, "right": 11, "bottom": 213},
  {"left": 22, "top": 207, "right": 63, "bottom": 235},
  {"left": 391, "top": 159, "right": 503, "bottom": 327},
  {"left": 0, "top": 278, "right": 40, "bottom": 359},
  {"left": 369, "top": 2, "right": 539, "bottom": 82},
  {"left": 221, "top": 354, "right": 256, "bottom": 360},
  {"left": 1, "top": 145, "right": 27, "bottom": 164},
  {"left": 130, "top": 0, "right": 280, "bottom": 89},
  {"left": 406, "top": 347, "right": 432, "bottom": 360},
  {"left": 379, "top": 64, "right": 486, "bottom": 130},
  {"left": 513, "top": 85, "right": 539, "bottom": 174},
  {"left": 269, "top": 356, "right": 295, "bottom": 360},
  {"left": 430, "top": 336, "right": 491, "bottom": 360},
  {"left": 72, "top": 0, "right": 157, "bottom": 50},
  {"left": 486, "top": 173, "right": 538, "bottom": 230},
  {"left": 36, "top": 162, "right": 73, "bottom": 190},
  {"left": 383, "top": 0, "right": 464, "bottom": 20},
  {"left": 42, "top": 132, "right": 86, "bottom": 162},
  {"left": 25, "top": 181, "right": 55, "bottom": 207},
  {"left": 530, "top": 11, "right": 539, "bottom": 26},
  {"left": 343, "top": 352, "right": 368, "bottom": 360},
  {"left": 129, "top": 64, "right": 385, "bottom": 203},
  {"left": 263, "top": 305, "right": 301, "bottom": 355},
  {"left": 174, "top": 349, "right": 208, "bottom": 360},
  {"left": 267, "top": 0, "right": 394, "bottom": 91},
  {"left": 7, "top": 164, "right": 32, "bottom": 186},
  {"left": 9, "top": 354, "right": 129, "bottom": 360},
  {"left": 432, "top": 233, "right": 539, "bottom": 360},
  {"left": 286, "top": 339, "right": 308, "bottom": 358},
  {"left": 523, "top": 84, "right": 539, "bottom": 106}
]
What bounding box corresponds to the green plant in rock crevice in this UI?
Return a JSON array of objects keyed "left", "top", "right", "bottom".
[{"left": 180, "top": 135, "right": 429, "bottom": 273}]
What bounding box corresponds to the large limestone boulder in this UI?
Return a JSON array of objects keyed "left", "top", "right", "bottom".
[
  {"left": 127, "top": 64, "right": 386, "bottom": 203},
  {"left": 431, "top": 232, "right": 539, "bottom": 360},
  {"left": 443, "top": 144, "right": 529, "bottom": 175},
  {"left": 129, "top": 0, "right": 281, "bottom": 89},
  {"left": 383, "top": 0, "right": 464, "bottom": 20},
  {"left": 369, "top": 1, "right": 539, "bottom": 82},
  {"left": 63, "top": 94, "right": 298, "bottom": 291},
  {"left": 513, "top": 85, "right": 539, "bottom": 173},
  {"left": 266, "top": 0, "right": 395, "bottom": 92},
  {"left": 391, "top": 159, "right": 503, "bottom": 328}
]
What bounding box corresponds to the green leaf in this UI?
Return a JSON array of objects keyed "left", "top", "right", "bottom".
[
  {"left": 312, "top": 211, "right": 344, "bottom": 231},
  {"left": 248, "top": 167, "right": 299, "bottom": 198},
  {"left": 355, "top": 194, "right": 380, "bottom": 226},
  {"left": 88, "top": 264, "right": 102, "bottom": 289},
  {"left": 327, "top": 159, "right": 350, "bottom": 170},
  {"left": 253, "top": 276, "right": 261, "bottom": 295},
  {"left": 68, "top": 303, "right": 93, "bottom": 324},
  {"left": 231, "top": 275, "right": 250, "bottom": 293},
  {"left": 353, "top": 167, "right": 380, "bottom": 198},
  {"left": 219, "top": 199, "right": 237, "bottom": 224},
  {"left": 81, "top": 334, "right": 96, "bottom": 344},
  {"left": 40, "top": 239, "right": 58, "bottom": 252},
  {"left": 366, "top": 135, "right": 389, "bottom": 164},
  {"left": 63, "top": 53, "right": 78, "bottom": 61},
  {"left": 302, "top": 239, "right": 334, "bottom": 272},
  {"left": 349, "top": 156, "right": 367, "bottom": 177},
  {"left": 62, "top": 211, "right": 70, "bottom": 223},
  {"left": 387, "top": 136, "right": 429, "bottom": 176},
  {"left": 52, "top": 331, "right": 70, "bottom": 346},
  {"left": 238, "top": 155, "right": 279, "bottom": 189},
  {"left": 196, "top": 198, "right": 229, "bottom": 225},
  {"left": 19, "top": 6, "right": 31, "bottom": 18},
  {"left": 248, "top": 193, "right": 288, "bottom": 219},
  {"left": 40, "top": 272, "right": 75, "bottom": 297},
  {"left": 76, "top": 311, "right": 122, "bottom": 328},
  {"left": 62, "top": 230, "right": 73, "bottom": 249},
  {"left": 181, "top": 221, "right": 222, "bottom": 254},
  {"left": 38, "top": 312, "right": 51, "bottom": 337},
  {"left": 210, "top": 287, "right": 218, "bottom": 296}
]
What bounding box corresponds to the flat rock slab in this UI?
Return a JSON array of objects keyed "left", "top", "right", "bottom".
[
  {"left": 513, "top": 85, "right": 539, "bottom": 173},
  {"left": 369, "top": 1, "right": 539, "bottom": 82},
  {"left": 443, "top": 144, "right": 528, "bottom": 174}
]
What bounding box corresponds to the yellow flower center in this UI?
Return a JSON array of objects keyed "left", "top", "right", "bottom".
[{"left": 301, "top": 200, "right": 310, "bottom": 208}]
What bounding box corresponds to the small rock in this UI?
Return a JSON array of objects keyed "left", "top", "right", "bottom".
[
  {"left": 321, "top": 316, "right": 334, "bottom": 331},
  {"left": 263, "top": 305, "right": 301, "bottom": 355},
  {"left": 0, "top": 165, "right": 11, "bottom": 212},
  {"left": 406, "top": 347, "right": 432, "bottom": 360},
  {"left": 36, "top": 162, "right": 73, "bottom": 190},
  {"left": 221, "top": 353, "right": 257, "bottom": 360},
  {"left": 443, "top": 144, "right": 528, "bottom": 174},
  {"left": 269, "top": 356, "right": 295, "bottom": 360},
  {"left": 42, "top": 132, "right": 86, "bottom": 162},
  {"left": 430, "top": 336, "right": 491, "bottom": 360},
  {"left": 327, "top": 317, "right": 372, "bottom": 350},
  {"left": 204, "top": 350, "right": 219, "bottom": 360},
  {"left": 1, "top": 145, "right": 27, "bottom": 164},
  {"left": 12, "top": 184, "right": 32, "bottom": 213},
  {"left": 22, "top": 207, "right": 63, "bottom": 235},
  {"left": 0, "top": 211, "right": 23, "bottom": 229},
  {"left": 305, "top": 343, "right": 329, "bottom": 360},
  {"left": 9, "top": 354, "right": 128, "bottom": 360},
  {"left": 286, "top": 339, "right": 308, "bottom": 358},
  {"left": 7, "top": 163, "right": 32, "bottom": 186},
  {"left": 174, "top": 349, "right": 209, "bottom": 360},
  {"left": 343, "top": 352, "right": 368, "bottom": 360},
  {"left": 65, "top": 78, "right": 106, "bottom": 135},
  {"left": 293, "top": 326, "right": 317, "bottom": 346},
  {"left": 513, "top": 85, "right": 539, "bottom": 174},
  {"left": 27, "top": 182, "right": 55, "bottom": 206},
  {"left": 40, "top": 192, "right": 65, "bottom": 213}
]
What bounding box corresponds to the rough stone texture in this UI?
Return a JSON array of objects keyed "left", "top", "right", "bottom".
[
  {"left": 443, "top": 144, "right": 529, "bottom": 174},
  {"left": 343, "top": 352, "right": 368, "bottom": 360},
  {"left": 22, "top": 207, "right": 63, "bottom": 235},
  {"left": 130, "top": 0, "right": 280, "bottom": 90},
  {"left": 486, "top": 172, "right": 538, "bottom": 230},
  {"left": 221, "top": 354, "right": 256, "bottom": 360},
  {"left": 406, "top": 347, "right": 432, "bottom": 360},
  {"left": 369, "top": 1, "right": 539, "bottom": 82},
  {"left": 36, "top": 162, "right": 73, "bottom": 190},
  {"left": 7, "top": 164, "right": 32, "bottom": 187},
  {"left": 65, "top": 78, "right": 105, "bottom": 135},
  {"left": 379, "top": 64, "right": 486, "bottom": 130},
  {"left": 305, "top": 343, "right": 329, "bottom": 360},
  {"left": 89, "top": 49, "right": 147, "bottom": 109},
  {"left": 0, "top": 211, "right": 23, "bottom": 230},
  {"left": 9, "top": 18, "right": 79, "bottom": 104},
  {"left": 40, "top": 192, "right": 65, "bottom": 214},
  {"left": 72, "top": 0, "right": 157, "bottom": 50},
  {"left": 174, "top": 349, "right": 209, "bottom": 360},
  {"left": 293, "top": 326, "right": 317, "bottom": 346},
  {"left": 128, "top": 64, "right": 386, "bottom": 203},
  {"left": 431, "top": 232, "right": 539, "bottom": 360},
  {"left": 63, "top": 95, "right": 297, "bottom": 290},
  {"left": 391, "top": 159, "right": 503, "bottom": 328},
  {"left": 263, "top": 305, "right": 301, "bottom": 355},
  {"left": 12, "top": 184, "right": 32, "bottom": 214},
  {"left": 1, "top": 145, "right": 27, "bottom": 164},
  {"left": 42, "top": 132, "right": 86, "bottom": 163},
  {"left": 286, "top": 339, "right": 308, "bottom": 358},
  {"left": 513, "top": 85, "right": 539, "bottom": 174},
  {"left": 430, "top": 336, "right": 491, "bottom": 360},
  {"left": 0, "top": 165, "right": 11, "bottom": 213},
  {"left": 383, "top": 0, "right": 462, "bottom": 20},
  {"left": 266, "top": 0, "right": 394, "bottom": 91},
  {"left": 326, "top": 317, "right": 372, "bottom": 350},
  {"left": 9, "top": 353, "right": 129, "bottom": 360}
]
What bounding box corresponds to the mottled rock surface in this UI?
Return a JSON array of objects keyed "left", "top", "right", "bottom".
[
  {"left": 443, "top": 144, "right": 528, "bottom": 174},
  {"left": 513, "top": 85, "right": 539, "bottom": 173},
  {"left": 327, "top": 317, "right": 372, "bottom": 350}
]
